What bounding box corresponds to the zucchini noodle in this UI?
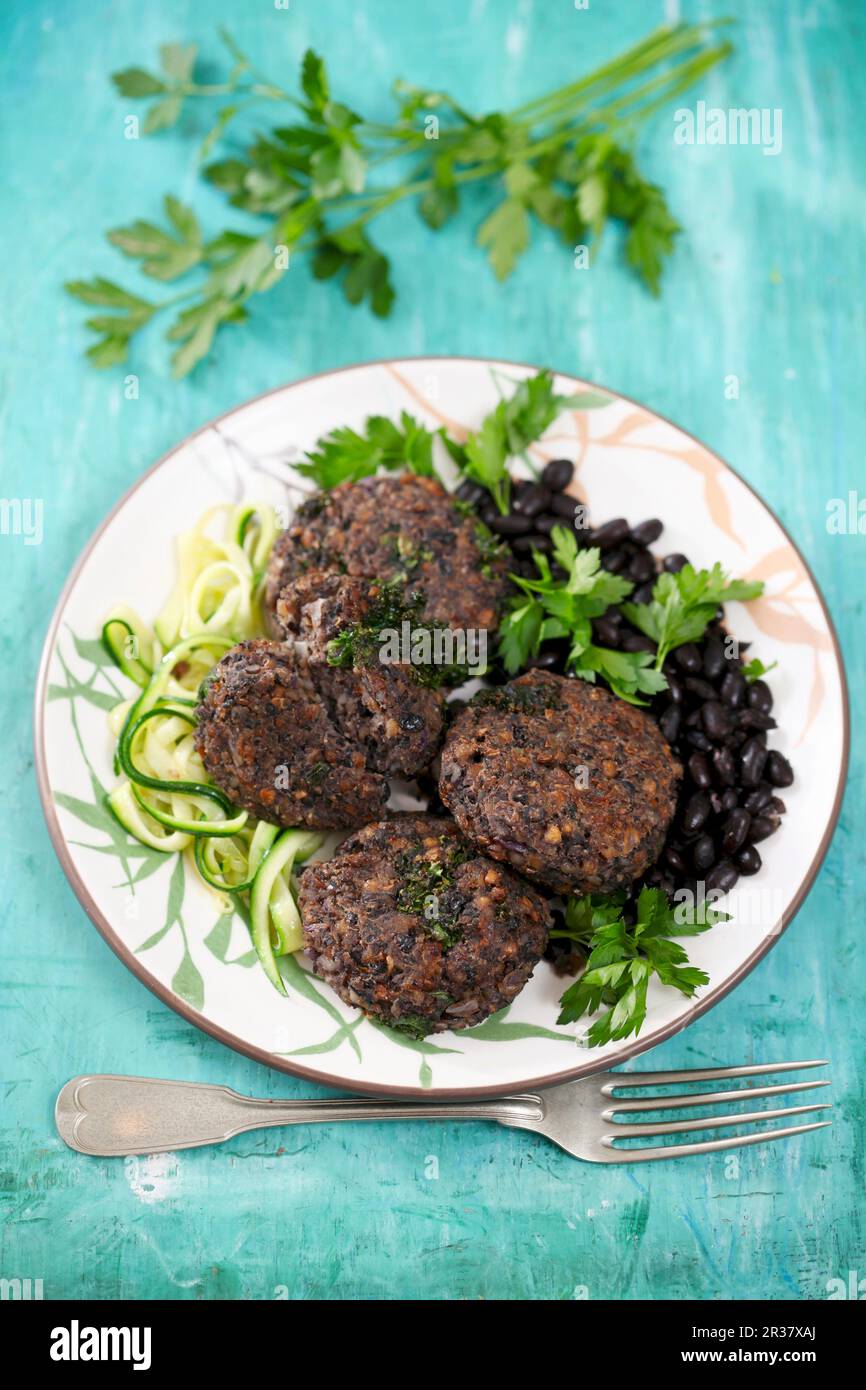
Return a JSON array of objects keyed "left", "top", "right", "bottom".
[{"left": 101, "top": 501, "right": 323, "bottom": 993}]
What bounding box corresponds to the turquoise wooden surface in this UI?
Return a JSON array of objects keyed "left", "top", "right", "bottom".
[{"left": 1, "top": 0, "right": 862, "bottom": 1301}]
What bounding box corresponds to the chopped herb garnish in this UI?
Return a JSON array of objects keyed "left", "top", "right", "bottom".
[
  {"left": 472, "top": 520, "right": 509, "bottom": 579},
  {"left": 395, "top": 841, "right": 470, "bottom": 949},
  {"left": 390, "top": 1015, "right": 435, "bottom": 1040},
  {"left": 325, "top": 578, "right": 475, "bottom": 689}
]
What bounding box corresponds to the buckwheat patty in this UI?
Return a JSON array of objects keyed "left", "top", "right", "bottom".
[
  {"left": 194, "top": 640, "right": 443, "bottom": 829},
  {"left": 263, "top": 473, "right": 509, "bottom": 639},
  {"left": 298, "top": 815, "right": 551, "bottom": 1034},
  {"left": 438, "top": 670, "right": 681, "bottom": 894}
]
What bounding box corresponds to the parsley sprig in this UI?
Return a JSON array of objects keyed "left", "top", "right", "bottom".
[
  {"left": 66, "top": 22, "right": 732, "bottom": 376},
  {"left": 297, "top": 411, "right": 437, "bottom": 489},
  {"left": 554, "top": 887, "right": 729, "bottom": 1046},
  {"left": 442, "top": 370, "right": 609, "bottom": 513},
  {"left": 499, "top": 526, "right": 669, "bottom": 704},
  {"left": 621, "top": 563, "right": 764, "bottom": 669}
]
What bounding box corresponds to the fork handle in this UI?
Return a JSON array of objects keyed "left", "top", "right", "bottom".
[{"left": 56, "top": 1074, "right": 544, "bottom": 1157}]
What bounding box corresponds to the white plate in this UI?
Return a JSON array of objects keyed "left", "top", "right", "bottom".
[{"left": 34, "top": 358, "right": 849, "bottom": 1096}]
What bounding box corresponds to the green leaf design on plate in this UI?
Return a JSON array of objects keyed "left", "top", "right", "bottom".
[
  {"left": 461, "top": 1003, "right": 576, "bottom": 1044},
  {"left": 48, "top": 681, "right": 118, "bottom": 712},
  {"left": 279, "top": 954, "right": 363, "bottom": 1061},
  {"left": 368, "top": 1019, "right": 461, "bottom": 1089},
  {"left": 204, "top": 912, "right": 257, "bottom": 968},
  {"left": 286, "top": 1015, "right": 365, "bottom": 1058},
  {"left": 136, "top": 856, "right": 204, "bottom": 1009},
  {"left": 55, "top": 790, "right": 118, "bottom": 836},
  {"left": 70, "top": 631, "right": 116, "bottom": 669},
  {"left": 172, "top": 942, "right": 204, "bottom": 1010}
]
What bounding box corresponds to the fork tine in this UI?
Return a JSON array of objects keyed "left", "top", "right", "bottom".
[
  {"left": 603, "top": 1078, "right": 829, "bottom": 1116},
  {"left": 601, "top": 1119, "right": 831, "bottom": 1163},
  {"left": 609, "top": 1100, "right": 831, "bottom": 1139},
  {"left": 601, "top": 1059, "right": 827, "bottom": 1093}
]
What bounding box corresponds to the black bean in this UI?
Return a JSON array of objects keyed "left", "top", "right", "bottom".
[
  {"left": 685, "top": 708, "right": 703, "bottom": 729},
  {"left": 458, "top": 480, "right": 483, "bottom": 508},
  {"left": 663, "top": 553, "right": 689, "bottom": 573},
  {"left": 533, "top": 514, "right": 558, "bottom": 535},
  {"left": 747, "top": 679, "right": 773, "bottom": 713},
  {"left": 683, "top": 791, "right": 711, "bottom": 834},
  {"left": 720, "top": 788, "right": 738, "bottom": 813},
  {"left": 738, "top": 708, "right": 777, "bottom": 732},
  {"left": 512, "top": 532, "right": 550, "bottom": 554},
  {"left": 766, "top": 750, "right": 794, "bottom": 787},
  {"left": 455, "top": 480, "right": 486, "bottom": 506},
  {"left": 665, "top": 846, "right": 689, "bottom": 876},
  {"left": 739, "top": 737, "right": 768, "bottom": 787},
  {"left": 659, "top": 704, "right": 681, "bottom": 743},
  {"left": 540, "top": 458, "right": 574, "bottom": 492},
  {"left": 630, "top": 518, "right": 663, "bottom": 547},
  {"left": 627, "top": 551, "right": 656, "bottom": 584},
  {"left": 735, "top": 845, "right": 762, "bottom": 876},
  {"left": 526, "top": 650, "right": 561, "bottom": 670},
  {"left": 686, "top": 676, "right": 717, "bottom": 702},
  {"left": 589, "top": 518, "right": 630, "bottom": 550},
  {"left": 602, "top": 549, "right": 629, "bottom": 573},
  {"left": 706, "top": 861, "right": 739, "bottom": 894},
  {"left": 702, "top": 635, "right": 725, "bottom": 681},
  {"left": 515, "top": 483, "right": 551, "bottom": 518},
  {"left": 721, "top": 807, "right": 751, "bottom": 855},
  {"left": 749, "top": 813, "right": 780, "bottom": 843},
  {"left": 631, "top": 582, "right": 655, "bottom": 604},
  {"left": 712, "top": 747, "right": 736, "bottom": 786},
  {"left": 489, "top": 512, "right": 532, "bottom": 537},
  {"left": 720, "top": 670, "right": 746, "bottom": 708},
  {"left": 666, "top": 674, "right": 685, "bottom": 705},
  {"left": 549, "top": 493, "right": 579, "bottom": 519},
  {"left": 621, "top": 633, "right": 656, "bottom": 654},
  {"left": 743, "top": 785, "right": 773, "bottom": 815},
  {"left": 592, "top": 616, "right": 621, "bottom": 647},
  {"left": 692, "top": 835, "right": 716, "bottom": 873},
  {"left": 702, "top": 701, "right": 735, "bottom": 740},
  {"left": 675, "top": 643, "right": 702, "bottom": 674},
  {"left": 770, "top": 796, "right": 787, "bottom": 815},
  {"left": 688, "top": 752, "right": 712, "bottom": 789},
  {"left": 686, "top": 730, "right": 712, "bottom": 752}
]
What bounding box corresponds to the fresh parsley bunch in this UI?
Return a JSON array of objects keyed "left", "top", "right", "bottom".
[
  {"left": 66, "top": 22, "right": 732, "bottom": 376},
  {"left": 499, "top": 526, "right": 669, "bottom": 704},
  {"left": 554, "top": 886, "right": 729, "bottom": 1046}
]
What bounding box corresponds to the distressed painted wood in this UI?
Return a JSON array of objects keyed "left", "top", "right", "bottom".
[{"left": 0, "top": 0, "right": 862, "bottom": 1300}]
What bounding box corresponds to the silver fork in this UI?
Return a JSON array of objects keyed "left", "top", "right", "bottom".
[{"left": 56, "top": 1060, "right": 830, "bottom": 1161}]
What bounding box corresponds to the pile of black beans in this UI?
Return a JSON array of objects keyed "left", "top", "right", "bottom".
[{"left": 454, "top": 458, "right": 794, "bottom": 907}]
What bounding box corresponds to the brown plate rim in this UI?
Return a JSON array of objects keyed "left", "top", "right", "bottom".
[{"left": 33, "top": 355, "right": 851, "bottom": 1099}]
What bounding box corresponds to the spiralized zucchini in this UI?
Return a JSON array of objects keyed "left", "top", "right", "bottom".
[{"left": 101, "top": 501, "right": 323, "bottom": 993}]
